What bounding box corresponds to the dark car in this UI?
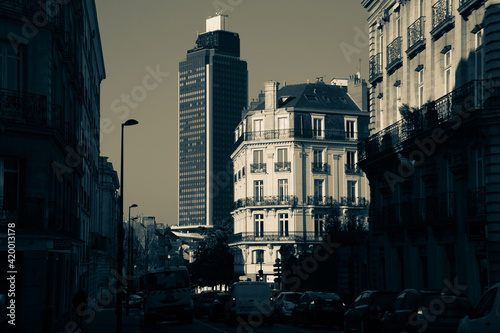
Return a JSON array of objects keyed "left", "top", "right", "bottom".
[
  {"left": 292, "top": 291, "right": 345, "bottom": 329},
  {"left": 274, "top": 292, "right": 303, "bottom": 322},
  {"left": 344, "top": 290, "right": 397, "bottom": 333},
  {"left": 381, "top": 289, "right": 473, "bottom": 333},
  {"left": 194, "top": 290, "right": 220, "bottom": 318},
  {"left": 208, "top": 292, "right": 229, "bottom": 322}
]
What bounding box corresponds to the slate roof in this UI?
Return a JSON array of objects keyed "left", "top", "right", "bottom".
[{"left": 251, "top": 82, "right": 361, "bottom": 112}]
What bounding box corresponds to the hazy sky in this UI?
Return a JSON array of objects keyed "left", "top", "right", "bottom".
[{"left": 95, "top": 0, "right": 369, "bottom": 225}]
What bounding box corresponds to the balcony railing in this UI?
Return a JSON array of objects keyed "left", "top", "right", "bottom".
[
  {"left": 345, "top": 163, "right": 362, "bottom": 174},
  {"left": 369, "top": 53, "right": 383, "bottom": 84},
  {"left": 0, "top": 88, "right": 48, "bottom": 126},
  {"left": 275, "top": 161, "right": 291, "bottom": 172},
  {"left": 458, "top": 0, "right": 485, "bottom": 18},
  {"left": 340, "top": 197, "right": 369, "bottom": 207},
  {"left": 407, "top": 17, "right": 426, "bottom": 58},
  {"left": 312, "top": 162, "right": 329, "bottom": 173},
  {"left": 431, "top": 0, "right": 454, "bottom": 39},
  {"left": 386, "top": 36, "right": 402, "bottom": 74},
  {"left": 236, "top": 129, "right": 368, "bottom": 146},
  {"left": 0, "top": 0, "right": 41, "bottom": 15},
  {"left": 358, "top": 80, "right": 498, "bottom": 162},
  {"left": 234, "top": 196, "right": 298, "bottom": 209},
  {"left": 306, "top": 196, "right": 336, "bottom": 206},
  {"left": 250, "top": 163, "right": 266, "bottom": 173},
  {"left": 229, "top": 231, "right": 325, "bottom": 244},
  {"left": 467, "top": 187, "right": 485, "bottom": 217}
]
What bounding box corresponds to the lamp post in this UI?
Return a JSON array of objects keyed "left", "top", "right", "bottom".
[
  {"left": 116, "top": 119, "right": 138, "bottom": 333},
  {"left": 126, "top": 204, "right": 138, "bottom": 315}
]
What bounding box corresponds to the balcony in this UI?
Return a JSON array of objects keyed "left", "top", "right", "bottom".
[
  {"left": 467, "top": 187, "right": 485, "bottom": 217},
  {"left": 407, "top": 17, "right": 426, "bottom": 58},
  {"left": 0, "top": 0, "right": 41, "bottom": 16},
  {"left": 369, "top": 53, "right": 383, "bottom": 85},
  {"left": 275, "top": 161, "right": 291, "bottom": 172},
  {"left": 312, "top": 162, "right": 329, "bottom": 173},
  {"left": 0, "top": 88, "right": 48, "bottom": 126},
  {"left": 340, "top": 197, "right": 369, "bottom": 207},
  {"left": 358, "top": 80, "right": 498, "bottom": 162},
  {"left": 306, "top": 196, "right": 336, "bottom": 206},
  {"left": 386, "top": 37, "right": 402, "bottom": 74},
  {"left": 431, "top": 0, "right": 454, "bottom": 40},
  {"left": 345, "top": 163, "right": 362, "bottom": 175},
  {"left": 236, "top": 128, "right": 369, "bottom": 147},
  {"left": 250, "top": 163, "right": 266, "bottom": 173},
  {"left": 234, "top": 195, "right": 298, "bottom": 209},
  {"left": 458, "top": 0, "right": 485, "bottom": 20},
  {"left": 229, "top": 231, "right": 325, "bottom": 244}
]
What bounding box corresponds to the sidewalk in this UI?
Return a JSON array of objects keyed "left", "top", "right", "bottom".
[{"left": 82, "top": 308, "right": 143, "bottom": 333}]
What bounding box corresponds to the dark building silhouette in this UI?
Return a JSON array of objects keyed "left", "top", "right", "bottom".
[{"left": 178, "top": 14, "right": 248, "bottom": 228}]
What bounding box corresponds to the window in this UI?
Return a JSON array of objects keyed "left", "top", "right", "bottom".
[
  {"left": 254, "top": 180, "right": 264, "bottom": 202},
  {"left": 419, "top": 0, "right": 424, "bottom": 17},
  {"left": 252, "top": 249, "right": 264, "bottom": 264},
  {"left": 279, "top": 213, "right": 289, "bottom": 236},
  {"left": 254, "top": 214, "right": 264, "bottom": 237},
  {"left": 0, "top": 158, "right": 20, "bottom": 212},
  {"left": 472, "top": 288, "right": 498, "bottom": 319},
  {"left": 314, "top": 179, "right": 324, "bottom": 199},
  {"left": 347, "top": 181, "right": 357, "bottom": 201},
  {"left": 346, "top": 151, "right": 356, "bottom": 170},
  {"left": 475, "top": 145, "right": 484, "bottom": 187},
  {"left": 396, "top": 85, "right": 402, "bottom": 119},
  {"left": 312, "top": 116, "right": 324, "bottom": 138},
  {"left": 345, "top": 120, "right": 356, "bottom": 140},
  {"left": 0, "top": 40, "right": 23, "bottom": 90},
  {"left": 254, "top": 119, "right": 263, "bottom": 138},
  {"left": 277, "top": 117, "right": 288, "bottom": 137},
  {"left": 418, "top": 69, "right": 425, "bottom": 108},
  {"left": 313, "top": 149, "right": 323, "bottom": 165},
  {"left": 277, "top": 148, "right": 288, "bottom": 163},
  {"left": 253, "top": 150, "right": 264, "bottom": 164},
  {"left": 444, "top": 50, "right": 452, "bottom": 94},
  {"left": 379, "top": 97, "right": 384, "bottom": 129},
  {"left": 475, "top": 30, "right": 484, "bottom": 81},
  {"left": 314, "top": 214, "right": 324, "bottom": 237},
  {"left": 278, "top": 179, "right": 288, "bottom": 201}
]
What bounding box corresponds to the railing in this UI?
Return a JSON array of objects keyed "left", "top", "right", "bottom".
[
  {"left": 358, "top": 80, "right": 497, "bottom": 161},
  {"left": 234, "top": 196, "right": 298, "bottom": 209},
  {"left": 236, "top": 129, "right": 368, "bottom": 146},
  {"left": 275, "top": 162, "right": 291, "bottom": 172},
  {"left": 250, "top": 163, "right": 266, "bottom": 173},
  {"left": 467, "top": 187, "right": 485, "bottom": 217},
  {"left": 0, "top": 88, "right": 48, "bottom": 126},
  {"left": 0, "top": 0, "right": 41, "bottom": 15},
  {"left": 229, "top": 231, "right": 325, "bottom": 244},
  {"left": 458, "top": 0, "right": 484, "bottom": 16},
  {"left": 312, "top": 162, "right": 329, "bottom": 173},
  {"left": 386, "top": 37, "right": 402, "bottom": 72},
  {"left": 345, "top": 163, "right": 362, "bottom": 174},
  {"left": 407, "top": 17, "right": 425, "bottom": 56},
  {"left": 432, "top": 0, "right": 454, "bottom": 36},
  {"left": 306, "top": 196, "right": 336, "bottom": 206},
  {"left": 340, "top": 197, "right": 369, "bottom": 207},
  {"left": 369, "top": 53, "right": 383, "bottom": 84}
]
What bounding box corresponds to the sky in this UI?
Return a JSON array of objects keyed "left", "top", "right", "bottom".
[{"left": 95, "top": 0, "right": 369, "bottom": 225}]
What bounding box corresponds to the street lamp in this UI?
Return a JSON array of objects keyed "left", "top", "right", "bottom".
[
  {"left": 126, "top": 203, "right": 138, "bottom": 315},
  {"left": 116, "top": 119, "right": 138, "bottom": 333}
]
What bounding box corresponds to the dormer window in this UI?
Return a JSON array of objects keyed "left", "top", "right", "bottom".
[{"left": 312, "top": 115, "right": 325, "bottom": 138}]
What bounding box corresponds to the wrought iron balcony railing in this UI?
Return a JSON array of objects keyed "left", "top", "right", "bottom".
[
  {"left": 250, "top": 163, "right": 266, "bottom": 173},
  {"left": 467, "top": 187, "right": 485, "bottom": 217},
  {"left": 340, "top": 197, "right": 369, "bottom": 207},
  {"left": 306, "top": 196, "right": 336, "bottom": 206},
  {"left": 386, "top": 36, "right": 402, "bottom": 73},
  {"left": 431, "top": 0, "right": 454, "bottom": 39},
  {"left": 358, "top": 80, "right": 499, "bottom": 162},
  {"left": 275, "top": 161, "right": 291, "bottom": 172},
  {"left": 369, "top": 53, "right": 383, "bottom": 84},
  {"left": 458, "top": 0, "right": 485, "bottom": 18},
  {"left": 229, "top": 231, "right": 325, "bottom": 244},
  {"left": 236, "top": 129, "right": 368, "bottom": 146},
  {"left": 407, "top": 16, "right": 426, "bottom": 58},
  {"left": 312, "top": 162, "right": 329, "bottom": 173},
  {"left": 345, "top": 163, "right": 362, "bottom": 174},
  {"left": 0, "top": 88, "right": 48, "bottom": 126},
  {"left": 233, "top": 195, "right": 298, "bottom": 209}
]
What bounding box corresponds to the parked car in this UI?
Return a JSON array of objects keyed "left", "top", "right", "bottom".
[
  {"left": 225, "top": 281, "right": 274, "bottom": 327},
  {"left": 457, "top": 282, "right": 500, "bottom": 333},
  {"left": 194, "top": 290, "right": 220, "bottom": 318},
  {"left": 381, "top": 289, "right": 473, "bottom": 333},
  {"left": 291, "top": 291, "right": 345, "bottom": 329},
  {"left": 274, "top": 292, "right": 303, "bottom": 322},
  {"left": 344, "top": 290, "right": 397, "bottom": 333},
  {"left": 208, "top": 292, "right": 229, "bottom": 322}
]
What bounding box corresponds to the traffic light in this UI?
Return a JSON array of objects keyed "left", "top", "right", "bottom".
[
  {"left": 273, "top": 258, "right": 282, "bottom": 284},
  {"left": 258, "top": 269, "right": 264, "bottom": 280}
]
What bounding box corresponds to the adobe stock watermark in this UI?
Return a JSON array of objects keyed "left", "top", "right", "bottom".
[
  {"left": 406, "top": 278, "right": 468, "bottom": 333},
  {"left": 8, "top": 0, "right": 69, "bottom": 54},
  {"left": 339, "top": 23, "right": 370, "bottom": 64}
]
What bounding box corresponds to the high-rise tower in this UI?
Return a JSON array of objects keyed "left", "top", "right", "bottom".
[{"left": 178, "top": 14, "right": 248, "bottom": 227}]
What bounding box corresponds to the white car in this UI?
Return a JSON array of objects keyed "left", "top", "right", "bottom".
[{"left": 457, "top": 282, "right": 500, "bottom": 333}]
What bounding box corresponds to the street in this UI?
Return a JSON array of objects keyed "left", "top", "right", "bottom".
[{"left": 83, "top": 308, "right": 343, "bottom": 333}]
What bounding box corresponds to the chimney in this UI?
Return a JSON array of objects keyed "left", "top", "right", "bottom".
[
  {"left": 348, "top": 74, "right": 368, "bottom": 112},
  {"left": 265, "top": 81, "right": 279, "bottom": 110}
]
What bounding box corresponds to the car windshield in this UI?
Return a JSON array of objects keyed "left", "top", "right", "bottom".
[
  {"left": 236, "top": 285, "right": 270, "bottom": 299},
  {"left": 309, "top": 292, "right": 340, "bottom": 301},
  {"left": 284, "top": 293, "right": 302, "bottom": 303},
  {"left": 146, "top": 270, "right": 189, "bottom": 291},
  {"left": 373, "top": 293, "right": 396, "bottom": 307}
]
